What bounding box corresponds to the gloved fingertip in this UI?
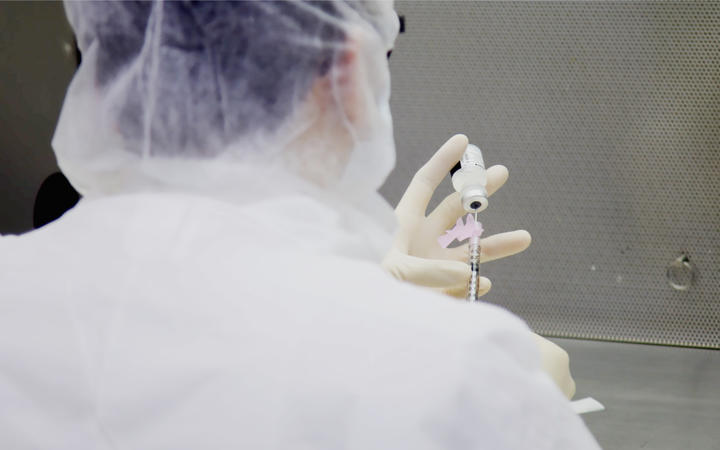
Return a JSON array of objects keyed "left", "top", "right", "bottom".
[
  {"left": 516, "top": 229, "right": 532, "bottom": 247},
  {"left": 451, "top": 133, "right": 469, "bottom": 143},
  {"left": 438, "top": 134, "right": 470, "bottom": 159},
  {"left": 478, "top": 276, "right": 492, "bottom": 295},
  {"left": 488, "top": 164, "right": 509, "bottom": 176}
]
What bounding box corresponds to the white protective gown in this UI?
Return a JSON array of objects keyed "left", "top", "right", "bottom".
[{"left": 0, "top": 188, "right": 599, "bottom": 449}]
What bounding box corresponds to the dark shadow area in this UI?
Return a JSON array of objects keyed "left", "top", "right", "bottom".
[{"left": 33, "top": 172, "right": 80, "bottom": 229}]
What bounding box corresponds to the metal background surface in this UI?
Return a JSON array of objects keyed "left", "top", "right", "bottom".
[{"left": 380, "top": 1, "right": 719, "bottom": 348}]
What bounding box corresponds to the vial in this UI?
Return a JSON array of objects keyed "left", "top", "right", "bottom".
[{"left": 450, "top": 144, "right": 488, "bottom": 213}]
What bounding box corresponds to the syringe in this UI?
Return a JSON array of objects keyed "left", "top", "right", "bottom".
[
  {"left": 466, "top": 212, "right": 481, "bottom": 301},
  {"left": 450, "top": 144, "right": 488, "bottom": 302}
]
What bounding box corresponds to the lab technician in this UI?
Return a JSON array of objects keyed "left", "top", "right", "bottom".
[{"left": 0, "top": 1, "right": 598, "bottom": 449}]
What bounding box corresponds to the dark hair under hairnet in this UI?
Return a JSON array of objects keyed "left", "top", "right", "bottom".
[{"left": 67, "top": 1, "right": 351, "bottom": 156}]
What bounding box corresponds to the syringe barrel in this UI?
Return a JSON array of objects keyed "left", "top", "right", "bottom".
[{"left": 467, "top": 235, "right": 481, "bottom": 302}]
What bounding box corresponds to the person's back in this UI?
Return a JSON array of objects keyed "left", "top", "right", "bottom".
[
  {"left": 0, "top": 191, "right": 595, "bottom": 449},
  {"left": 0, "top": 1, "right": 598, "bottom": 448}
]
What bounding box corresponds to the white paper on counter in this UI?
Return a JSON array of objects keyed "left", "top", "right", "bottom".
[{"left": 571, "top": 397, "right": 605, "bottom": 414}]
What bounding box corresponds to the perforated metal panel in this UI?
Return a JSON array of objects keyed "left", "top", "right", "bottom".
[{"left": 381, "top": 2, "right": 720, "bottom": 348}]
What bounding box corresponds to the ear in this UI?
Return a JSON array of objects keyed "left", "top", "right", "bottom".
[
  {"left": 288, "top": 47, "right": 363, "bottom": 187},
  {"left": 308, "top": 42, "right": 365, "bottom": 129},
  {"left": 331, "top": 47, "right": 364, "bottom": 125}
]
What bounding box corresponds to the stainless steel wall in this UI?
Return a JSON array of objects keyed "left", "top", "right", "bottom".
[{"left": 380, "top": 1, "right": 719, "bottom": 348}]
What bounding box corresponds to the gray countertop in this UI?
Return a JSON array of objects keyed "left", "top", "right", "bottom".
[{"left": 552, "top": 338, "right": 720, "bottom": 450}]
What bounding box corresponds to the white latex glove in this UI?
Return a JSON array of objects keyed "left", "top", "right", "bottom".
[
  {"left": 382, "top": 134, "right": 532, "bottom": 297},
  {"left": 533, "top": 333, "right": 576, "bottom": 399}
]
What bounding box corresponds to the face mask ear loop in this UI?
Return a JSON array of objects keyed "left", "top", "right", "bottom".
[{"left": 142, "top": 0, "right": 165, "bottom": 160}]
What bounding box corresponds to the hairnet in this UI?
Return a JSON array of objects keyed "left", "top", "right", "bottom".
[{"left": 53, "top": 1, "right": 399, "bottom": 208}]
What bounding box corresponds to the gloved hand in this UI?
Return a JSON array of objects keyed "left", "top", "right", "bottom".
[
  {"left": 382, "top": 134, "right": 532, "bottom": 297},
  {"left": 533, "top": 333, "right": 576, "bottom": 399}
]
